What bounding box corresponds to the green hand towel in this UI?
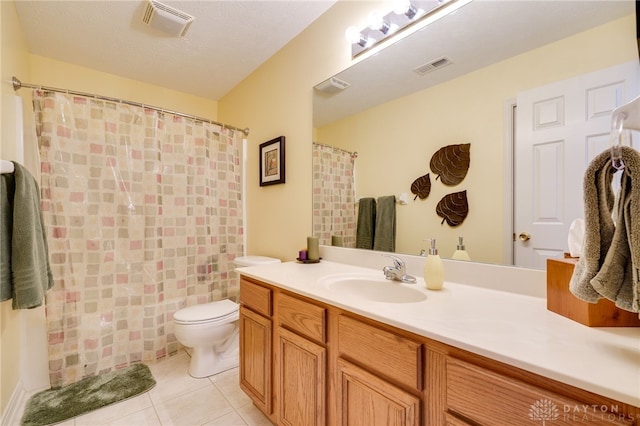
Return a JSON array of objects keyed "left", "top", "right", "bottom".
[
  {"left": 0, "top": 173, "right": 14, "bottom": 301},
  {"left": 373, "top": 195, "right": 396, "bottom": 252},
  {"left": 0, "top": 162, "right": 54, "bottom": 309},
  {"left": 356, "top": 197, "right": 376, "bottom": 250},
  {"left": 570, "top": 146, "right": 640, "bottom": 315}
]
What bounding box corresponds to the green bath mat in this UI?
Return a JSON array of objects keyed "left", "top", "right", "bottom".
[{"left": 21, "top": 363, "right": 156, "bottom": 426}]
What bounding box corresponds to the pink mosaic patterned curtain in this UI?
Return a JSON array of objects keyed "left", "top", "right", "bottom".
[
  {"left": 33, "top": 91, "right": 244, "bottom": 387},
  {"left": 312, "top": 143, "right": 356, "bottom": 247}
]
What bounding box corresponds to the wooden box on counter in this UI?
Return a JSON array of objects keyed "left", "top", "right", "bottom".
[{"left": 546, "top": 257, "right": 640, "bottom": 327}]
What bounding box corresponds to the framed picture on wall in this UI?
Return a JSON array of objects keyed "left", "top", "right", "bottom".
[{"left": 259, "top": 136, "right": 286, "bottom": 186}]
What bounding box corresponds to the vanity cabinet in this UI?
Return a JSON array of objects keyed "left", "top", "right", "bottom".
[
  {"left": 275, "top": 293, "right": 327, "bottom": 426},
  {"left": 239, "top": 276, "right": 640, "bottom": 426},
  {"left": 336, "top": 314, "right": 423, "bottom": 425},
  {"left": 239, "top": 277, "right": 328, "bottom": 425},
  {"left": 239, "top": 279, "right": 273, "bottom": 418}
]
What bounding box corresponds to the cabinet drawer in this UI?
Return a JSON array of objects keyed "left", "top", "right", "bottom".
[
  {"left": 338, "top": 314, "right": 422, "bottom": 392},
  {"left": 240, "top": 278, "right": 272, "bottom": 317},
  {"left": 277, "top": 293, "right": 326, "bottom": 343},
  {"left": 446, "top": 357, "right": 633, "bottom": 426}
]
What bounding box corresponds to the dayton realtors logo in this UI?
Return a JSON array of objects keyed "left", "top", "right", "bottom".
[
  {"left": 528, "top": 399, "right": 637, "bottom": 424},
  {"left": 528, "top": 399, "right": 559, "bottom": 424}
]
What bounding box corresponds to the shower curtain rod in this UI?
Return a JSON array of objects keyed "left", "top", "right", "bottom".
[
  {"left": 11, "top": 76, "right": 250, "bottom": 137},
  {"left": 313, "top": 141, "right": 358, "bottom": 158}
]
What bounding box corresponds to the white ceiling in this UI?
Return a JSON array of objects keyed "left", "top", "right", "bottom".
[{"left": 14, "top": 0, "right": 337, "bottom": 100}]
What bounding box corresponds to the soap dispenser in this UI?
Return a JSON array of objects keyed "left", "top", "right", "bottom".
[
  {"left": 423, "top": 238, "right": 445, "bottom": 290},
  {"left": 451, "top": 236, "right": 471, "bottom": 261}
]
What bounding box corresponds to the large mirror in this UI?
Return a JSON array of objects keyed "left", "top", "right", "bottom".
[{"left": 312, "top": 0, "right": 639, "bottom": 268}]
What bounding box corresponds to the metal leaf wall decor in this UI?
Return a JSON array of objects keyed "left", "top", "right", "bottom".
[
  {"left": 429, "top": 143, "right": 471, "bottom": 186},
  {"left": 436, "top": 190, "right": 469, "bottom": 227},
  {"left": 410, "top": 173, "right": 431, "bottom": 200}
]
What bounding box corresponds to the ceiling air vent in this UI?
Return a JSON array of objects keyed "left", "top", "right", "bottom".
[
  {"left": 413, "top": 57, "right": 452, "bottom": 76},
  {"left": 142, "top": 0, "right": 195, "bottom": 37},
  {"left": 314, "top": 77, "right": 351, "bottom": 95}
]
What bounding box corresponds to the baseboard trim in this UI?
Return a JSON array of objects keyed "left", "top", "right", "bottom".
[{"left": 1, "top": 380, "right": 28, "bottom": 426}]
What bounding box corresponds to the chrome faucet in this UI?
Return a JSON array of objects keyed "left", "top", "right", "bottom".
[{"left": 382, "top": 255, "right": 417, "bottom": 284}]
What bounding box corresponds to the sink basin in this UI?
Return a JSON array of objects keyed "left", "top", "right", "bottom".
[{"left": 319, "top": 273, "right": 427, "bottom": 303}]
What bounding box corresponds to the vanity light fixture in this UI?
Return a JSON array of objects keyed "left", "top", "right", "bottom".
[
  {"left": 346, "top": 0, "right": 470, "bottom": 58},
  {"left": 393, "top": 0, "right": 418, "bottom": 19}
]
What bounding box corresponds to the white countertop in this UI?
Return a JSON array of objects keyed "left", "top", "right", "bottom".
[{"left": 237, "top": 259, "right": 640, "bottom": 407}]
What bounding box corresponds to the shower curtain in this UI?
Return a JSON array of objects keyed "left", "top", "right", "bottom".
[
  {"left": 312, "top": 143, "right": 356, "bottom": 248},
  {"left": 33, "top": 91, "right": 244, "bottom": 387}
]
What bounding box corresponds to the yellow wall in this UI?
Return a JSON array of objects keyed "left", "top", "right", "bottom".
[
  {"left": 29, "top": 56, "right": 218, "bottom": 120},
  {"left": 0, "top": 0, "right": 32, "bottom": 415},
  {"left": 219, "top": 1, "right": 375, "bottom": 262},
  {"left": 315, "top": 15, "right": 638, "bottom": 263}
]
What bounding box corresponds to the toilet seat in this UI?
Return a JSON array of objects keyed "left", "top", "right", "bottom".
[{"left": 174, "top": 300, "right": 239, "bottom": 325}]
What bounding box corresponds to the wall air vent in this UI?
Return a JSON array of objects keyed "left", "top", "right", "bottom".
[
  {"left": 142, "top": 0, "right": 195, "bottom": 37},
  {"left": 314, "top": 77, "right": 351, "bottom": 95},
  {"left": 413, "top": 57, "right": 452, "bottom": 76}
]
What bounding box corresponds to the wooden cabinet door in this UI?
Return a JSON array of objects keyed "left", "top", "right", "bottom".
[
  {"left": 239, "top": 306, "right": 272, "bottom": 416},
  {"left": 277, "top": 327, "right": 326, "bottom": 426},
  {"left": 336, "top": 358, "right": 420, "bottom": 426}
]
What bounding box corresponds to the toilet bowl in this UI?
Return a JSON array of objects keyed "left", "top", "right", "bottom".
[{"left": 174, "top": 299, "right": 240, "bottom": 378}]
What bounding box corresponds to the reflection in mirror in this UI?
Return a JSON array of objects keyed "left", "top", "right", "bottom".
[
  {"left": 312, "top": 0, "right": 640, "bottom": 269},
  {"left": 312, "top": 142, "right": 358, "bottom": 248}
]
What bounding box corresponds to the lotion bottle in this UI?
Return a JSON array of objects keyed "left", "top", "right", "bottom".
[
  {"left": 451, "top": 236, "right": 471, "bottom": 261},
  {"left": 423, "top": 238, "right": 445, "bottom": 290}
]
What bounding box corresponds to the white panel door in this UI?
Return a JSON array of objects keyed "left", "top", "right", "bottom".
[{"left": 514, "top": 61, "right": 640, "bottom": 269}]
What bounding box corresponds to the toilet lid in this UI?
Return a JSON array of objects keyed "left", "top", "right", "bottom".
[
  {"left": 234, "top": 255, "right": 281, "bottom": 267},
  {"left": 174, "top": 299, "right": 239, "bottom": 323}
]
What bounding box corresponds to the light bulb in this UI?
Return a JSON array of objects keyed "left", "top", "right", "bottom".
[
  {"left": 345, "top": 26, "right": 364, "bottom": 45},
  {"left": 393, "top": 0, "right": 418, "bottom": 19},
  {"left": 367, "top": 10, "right": 390, "bottom": 34}
]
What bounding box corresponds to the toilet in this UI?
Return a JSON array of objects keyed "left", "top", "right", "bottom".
[{"left": 173, "top": 255, "right": 280, "bottom": 378}]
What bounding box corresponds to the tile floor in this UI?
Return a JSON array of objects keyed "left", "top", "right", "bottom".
[{"left": 25, "top": 350, "right": 273, "bottom": 426}]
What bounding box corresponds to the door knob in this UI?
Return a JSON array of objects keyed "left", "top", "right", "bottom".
[{"left": 519, "top": 232, "right": 531, "bottom": 242}]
